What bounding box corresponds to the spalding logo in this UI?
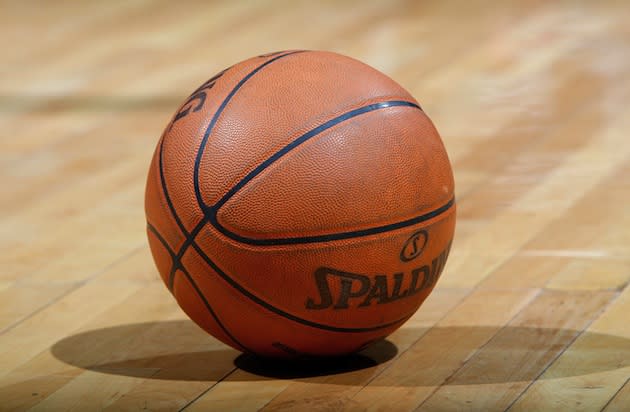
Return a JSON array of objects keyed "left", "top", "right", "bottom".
[
  {"left": 400, "top": 230, "right": 428, "bottom": 262},
  {"left": 305, "top": 241, "right": 452, "bottom": 310}
]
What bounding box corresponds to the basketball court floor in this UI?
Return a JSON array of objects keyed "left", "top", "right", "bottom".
[{"left": 1, "top": 1, "right": 629, "bottom": 410}]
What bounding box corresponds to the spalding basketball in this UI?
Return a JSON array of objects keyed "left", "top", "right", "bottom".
[{"left": 145, "top": 50, "right": 455, "bottom": 357}]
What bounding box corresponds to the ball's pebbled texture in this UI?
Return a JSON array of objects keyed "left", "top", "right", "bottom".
[{"left": 145, "top": 50, "right": 456, "bottom": 357}]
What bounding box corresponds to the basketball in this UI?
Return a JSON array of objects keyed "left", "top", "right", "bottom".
[{"left": 145, "top": 50, "right": 456, "bottom": 357}]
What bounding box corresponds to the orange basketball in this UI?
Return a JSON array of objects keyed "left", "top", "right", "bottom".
[{"left": 145, "top": 50, "right": 456, "bottom": 357}]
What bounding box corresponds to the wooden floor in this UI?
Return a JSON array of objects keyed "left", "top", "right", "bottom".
[{"left": 2, "top": 1, "right": 630, "bottom": 410}]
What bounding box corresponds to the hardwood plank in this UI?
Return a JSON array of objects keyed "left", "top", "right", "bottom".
[
  {"left": 443, "top": 106, "right": 630, "bottom": 289},
  {"left": 480, "top": 158, "right": 630, "bottom": 291},
  {"left": 1, "top": 169, "right": 146, "bottom": 283},
  {"left": 0, "top": 1, "right": 629, "bottom": 410},
  {"left": 603, "top": 379, "right": 630, "bottom": 412},
  {"left": 0, "top": 113, "right": 160, "bottom": 217},
  {"left": 28, "top": 370, "right": 155, "bottom": 412},
  {"left": 0, "top": 282, "right": 75, "bottom": 333},
  {"left": 508, "top": 286, "right": 630, "bottom": 411},
  {"left": 0, "top": 279, "right": 143, "bottom": 379},
  {"left": 416, "top": 290, "right": 617, "bottom": 411},
  {"left": 344, "top": 289, "right": 537, "bottom": 411},
  {"left": 0, "top": 279, "right": 146, "bottom": 411},
  {"left": 2, "top": 250, "right": 231, "bottom": 411}
]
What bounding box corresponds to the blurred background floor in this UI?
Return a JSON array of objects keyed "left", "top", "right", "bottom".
[{"left": 1, "top": 1, "right": 629, "bottom": 411}]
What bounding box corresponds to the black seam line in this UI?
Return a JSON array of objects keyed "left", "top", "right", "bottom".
[
  {"left": 211, "top": 196, "right": 455, "bottom": 246},
  {"left": 159, "top": 214, "right": 408, "bottom": 334},
  {"left": 167, "top": 218, "right": 207, "bottom": 290},
  {"left": 176, "top": 268, "right": 253, "bottom": 354},
  {"left": 173, "top": 51, "right": 305, "bottom": 287},
  {"left": 212, "top": 100, "right": 421, "bottom": 211},
  {"left": 147, "top": 222, "right": 252, "bottom": 354},
  {"left": 158, "top": 136, "right": 192, "bottom": 290},
  {"left": 206, "top": 100, "right": 426, "bottom": 246},
  {"left": 147, "top": 222, "right": 176, "bottom": 258},
  {"left": 193, "top": 50, "right": 306, "bottom": 213},
  {"left": 157, "top": 125, "right": 250, "bottom": 347},
  {"left": 153, "top": 52, "right": 306, "bottom": 352},
  {"left": 188, "top": 239, "right": 410, "bottom": 333},
  {"left": 159, "top": 55, "right": 422, "bottom": 334}
]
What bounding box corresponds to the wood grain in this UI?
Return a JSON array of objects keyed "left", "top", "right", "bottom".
[{"left": 1, "top": 1, "right": 629, "bottom": 410}]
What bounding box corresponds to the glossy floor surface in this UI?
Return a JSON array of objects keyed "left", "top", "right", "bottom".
[{"left": 1, "top": 1, "right": 629, "bottom": 411}]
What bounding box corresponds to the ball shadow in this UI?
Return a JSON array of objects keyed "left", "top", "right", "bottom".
[
  {"left": 50, "top": 320, "right": 395, "bottom": 381},
  {"left": 233, "top": 339, "right": 399, "bottom": 379},
  {"left": 51, "top": 320, "right": 630, "bottom": 385}
]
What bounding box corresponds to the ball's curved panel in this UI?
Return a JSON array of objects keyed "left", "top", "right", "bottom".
[{"left": 145, "top": 50, "right": 456, "bottom": 357}]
